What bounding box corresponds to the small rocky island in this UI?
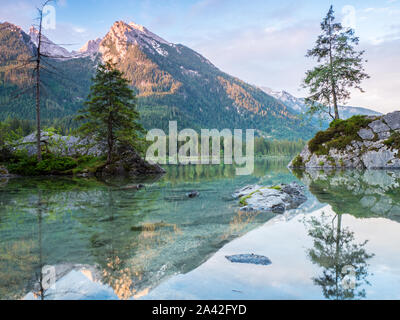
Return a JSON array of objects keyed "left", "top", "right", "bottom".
[
  {"left": 289, "top": 111, "right": 400, "bottom": 169},
  {"left": 0, "top": 131, "right": 164, "bottom": 177},
  {"left": 233, "top": 182, "right": 307, "bottom": 213}
]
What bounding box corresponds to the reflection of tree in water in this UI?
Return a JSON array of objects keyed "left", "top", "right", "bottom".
[{"left": 304, "top": 213, "right": 374, "bottom": 300}]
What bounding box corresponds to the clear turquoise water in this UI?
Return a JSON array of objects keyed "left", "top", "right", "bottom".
[{"left": 0, "top": 158, "right": 399, "bottom": 300}]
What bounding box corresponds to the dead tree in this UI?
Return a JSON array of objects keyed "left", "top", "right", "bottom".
[{"left": 34, "top": 0, "right": 54, "bottom": 161}]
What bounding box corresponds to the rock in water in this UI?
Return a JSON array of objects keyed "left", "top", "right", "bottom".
[
  {"left": 186, "top": 191, "right": 199, "bottom": 198},
  {"left": 94, "top": 145, "right": 165, "bottom": 177},
  {"left": 120, "top": 184, "right": 145, "bottom": 191},
  {"left": 226, "top": 254, "right": 272, "bottom": 266},
  {"left": 289, "top": 112, "right": 400, "bottom": 169},
  {"left": 233, "top": 182, "right": 307, "bottom": 213}
]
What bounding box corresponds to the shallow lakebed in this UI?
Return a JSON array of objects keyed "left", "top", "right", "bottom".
[{"left": 0, "top": 158, "right": 399, "bottom": 300}]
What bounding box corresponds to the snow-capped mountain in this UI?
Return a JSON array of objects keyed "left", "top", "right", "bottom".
[
  {"left": 1, "top": 20, "right": 319, "bottom": 139},
  {"left": 260, "top": 86, "right": 381, "bottom": 122},
  {"left": 29, "top": 26, "right": 75, "bottom": 58}
]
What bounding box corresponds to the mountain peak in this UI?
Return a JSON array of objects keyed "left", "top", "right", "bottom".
[
  {"left": 128, "top": 21, "right": 147, "bottom": 32},
  {"left": 29, "top": 26, "right": 38, "bottom": 35},
  {"left": 109, "top": 20, "right": 170, "bottom": 45},
  {"left": 28, "top": 25, "right": 73, "bottom": 58},
  {"left": 79, "top": 38, "right": 102, "bottom": 54},
  {"left": 99, "top": 20, "right": 171, "bottom": 62}
]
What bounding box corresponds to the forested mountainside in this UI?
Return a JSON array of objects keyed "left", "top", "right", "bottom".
[{"left": 0, "top": 21, "right": 318, "bottom": 139}]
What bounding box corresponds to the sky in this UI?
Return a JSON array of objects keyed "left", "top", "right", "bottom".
[{"left": 1, "top": 0, "right": 399, "bottom": 113}]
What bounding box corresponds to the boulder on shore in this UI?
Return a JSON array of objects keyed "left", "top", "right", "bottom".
[
  {"left": 289, "top": 111, "right": 400, "bottom": 169},
  {"left": 232, "top": 182, "right": 307, "bottom": 213}
]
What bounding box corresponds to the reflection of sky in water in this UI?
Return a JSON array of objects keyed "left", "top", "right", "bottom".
[
  {"left": 1, "top": 162, "right": 400, "bottom": 300},
  {"left": 144, "top": 207, "right": 400, "bottom": 300}
]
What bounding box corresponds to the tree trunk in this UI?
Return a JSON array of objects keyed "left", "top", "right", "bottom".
[
  {"left": 328, "top": 19, "right": 340, "bottom": 121},
  {"left": 332, "top": 83, "right": 339, "bottom": 120},
  {"left": 334, "top": 214, "right": 342, "bottom": 299},
  {"left": 36, "top": 59, "right": 42, "bottom": 162},
  {"left": 107, "top": 116, "right": 113, "bottom": 164},
  {"left": 35, "top": 11, "right": 43, "bottom": 162}
]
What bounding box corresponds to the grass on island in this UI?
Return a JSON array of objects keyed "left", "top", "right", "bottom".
[
  {"left": 384, "top": 131, "right": 400, "bottom": 157},
  {"left": 1, "top": 152, "right": 106, "bottom": 176},
  {"left": 308, "top": 115, "right": 376, "bottom": 156}
]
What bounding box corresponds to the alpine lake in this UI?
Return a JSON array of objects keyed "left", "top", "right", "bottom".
[{"left": 1, "top": 157, "right": 400, "bottom": 300}]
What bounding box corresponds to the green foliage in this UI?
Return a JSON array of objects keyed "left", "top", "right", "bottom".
[
  {"left": 302, "top": 6, "right": 369, "bottom": 120},
  {"left": 254, "top": 138, "right": 306, "bottom": 156},
  {"left": 292, "top": 155, "right": 304, "bottom": 168},
  {"left": 5, "top": 153, "right": 77, "bottom": 176},
  {"left": 76, "top": 62, "right": 145, "bottom": 163},
  {"left": 72, "top": 155, "right": 107, "bottom": 174},
  {"left": 308, "top": 115, "right": 374, "bottom": 155},
  {"left": 3, "top": 152, "right": 106, "bottom": 176},
  {"left": 384, "top": 132, "right": 400, "bottom": 156},
  {"left": 269, "top": 185, "right": 282, "bottom": 190}
]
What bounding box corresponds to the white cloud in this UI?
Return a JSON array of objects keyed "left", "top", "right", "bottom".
[
  {"left": 73, "top": 26, "right": 86, "bottom": 33},
  {"left": 192, "top": 17, "right": 400, "bottom": 114}
]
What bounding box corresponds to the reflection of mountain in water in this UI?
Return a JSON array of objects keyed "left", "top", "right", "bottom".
[
  {"left": 0, "top": 159, "right": 295, "bottom": 300},
  {"left": 294, "top": 169, "right": 400, "bottom": 222}
]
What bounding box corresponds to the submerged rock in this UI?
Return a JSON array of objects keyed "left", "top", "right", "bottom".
[
  {"left": 233, "top": 182, "right": 307, "bottom": 213},
  {"left": 186, "top": 191, "right": 199, "bottom": 198},
  {"left": 120, "top": 184, "right": 145, "bottom": 191},
  {"left": 225, "top": 254, "right": 272, "bottom": 266}
]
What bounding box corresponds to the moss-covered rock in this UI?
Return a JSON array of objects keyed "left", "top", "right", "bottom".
[{"left": 289, "top": 112, "right": 400, "bottom": 169}]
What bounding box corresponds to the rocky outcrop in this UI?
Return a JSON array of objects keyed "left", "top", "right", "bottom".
[
  {"left": 97, "top": 146, "right": 165, "bottom": 177},
  {"left": 232, "top": 182, "right": 307, "bottom": 213},
  {"left": 11, "top": 131, "right": 165, "bottom": 176},
  {"left": 13, "top": 131, "right": 105, "bottom": 157},
  {"left": 289, "top": 111, "right": 400, "bottom": 169}
]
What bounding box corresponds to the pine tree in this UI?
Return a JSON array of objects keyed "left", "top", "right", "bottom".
[
  {"left": 303, "top": 6, "right": 370, "bottom": 121},
  {"left": 77, "top": 62, "right": 144, "bottom": 164}
]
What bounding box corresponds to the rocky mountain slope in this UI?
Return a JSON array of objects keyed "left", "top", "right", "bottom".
[
  {"left": 0, "top": 22, "right": 95, "bottom": 123},
  {"left": 0, "top": 21, "right": 317, "bottom": 139},
  {"left": 289, "top": 111, "right": 400, "bottom": 169}
]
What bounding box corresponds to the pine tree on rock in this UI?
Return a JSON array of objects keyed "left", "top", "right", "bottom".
[
  {"left": 303, "top": 5, "right": 370, "bottom": 121},
  {"left": 77, "top": 61, "right": 145, "bottom": 164}
]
